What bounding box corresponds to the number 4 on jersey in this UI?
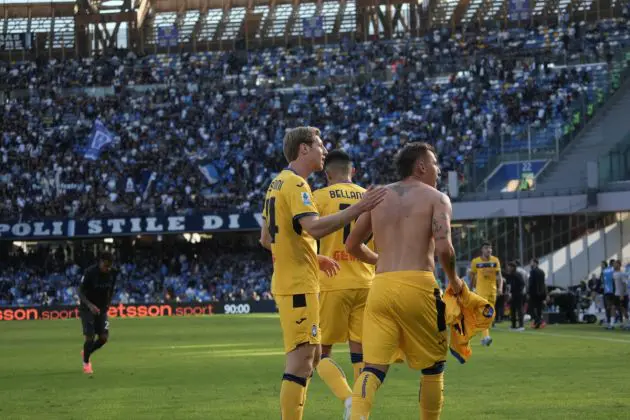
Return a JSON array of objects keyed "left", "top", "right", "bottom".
[{"left": 265, "top": 198, "right": 279, "bottom": 243}]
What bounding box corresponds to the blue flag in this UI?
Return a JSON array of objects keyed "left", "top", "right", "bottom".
[
  {"left": 84, "top": 120, "right": 114, "bottom": 161},
  {"left": 198, "top": 162, "right": 220, "bottom": 185}
]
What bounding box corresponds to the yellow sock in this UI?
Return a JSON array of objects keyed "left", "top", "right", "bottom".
[
  {"left": 317, "top": 357, "right": 352, "bottom": 401},
  {"left": 482, "top": 329, "right": 490, "bottom": 339},
  {"left": 351, "top": 367, "right": 385, "bottom": 420},
  {"left": 352, "top": 362, "right": 364, "bottom": 384},
  {"left": 281, "top": 374, "right": 307, "bottom": 420},
  {"left": 419, "top": 372, "right": 444, "bottom": 420},
  {"left": 296, "top": 374, "right": 312, "bottom": 420},
  {"left": 350, "top": 351, "right": 364, "bottom": 385}
]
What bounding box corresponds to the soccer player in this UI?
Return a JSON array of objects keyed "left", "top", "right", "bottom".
[
  {"left": 78, "top": 251, "right": 117, "bottom": 374},
  {"left": 344, "top": 142, "right": 464, "bottom": 420},
  {"left": 470, "top": 241, "right": 503, "bottom": 346},
  {"left": 259, "top": 127, "right": 386, "bottom": 420},
  {"left": 312, "top": 150, "right": 377, "bottom": 418}
]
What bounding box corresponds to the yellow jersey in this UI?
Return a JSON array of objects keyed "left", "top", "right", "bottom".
[
  {"left": 313, "top": 182, "right": 375, "bottom": 291},
  {"left": 470, "top": 256, "right": 501, "bottom": 297},
  {"left": 263, "top": 169, "right": 320, "bottom": 296}
]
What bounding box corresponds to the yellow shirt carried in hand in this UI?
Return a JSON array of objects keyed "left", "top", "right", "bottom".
[
  {"left": 263, "top": 169, "right": 319, "bottom": 296},
  {"left": 313, "top": 183, "right": 375, "bottom": 291},
  {"left": 470, "top": 256, "right": 501, "bottom": 297},
  {"left": 443, "top": 283, "right": 495, "bottom": 364}
]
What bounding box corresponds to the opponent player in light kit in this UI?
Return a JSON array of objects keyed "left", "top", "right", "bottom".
[{"left": 259, "top": 127, "right": 387, "bottom": 420}]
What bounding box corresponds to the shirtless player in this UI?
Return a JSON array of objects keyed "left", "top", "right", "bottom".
[{"left": 345, "top": 142, "right": 464, "bottom": 420}]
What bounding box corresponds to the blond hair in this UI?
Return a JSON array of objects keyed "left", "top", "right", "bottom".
[{"left": 283, "top": 126, "right": 321, "bottom": 163}]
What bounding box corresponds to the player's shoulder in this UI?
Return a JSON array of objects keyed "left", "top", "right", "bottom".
[
  {"left": 471, "top": 256, "right": 481, "bottom": 264},
  {"left": 348, "top": 182, "right": 367, "bottom": 193},
  {"left": 85, "top": 264, "right": 99, "bottom": 273},
  {"left": 267, "top": 170, "right": 307, "bottom": 196},
  {"left": 83, "top": 264, "right": 99, "bottom": 278},
  {"left": 281, "top": 170, "right": 309, "bottom": 190},
  {"left": 313, "top": 185, "right": 331, "bottom": 199}
]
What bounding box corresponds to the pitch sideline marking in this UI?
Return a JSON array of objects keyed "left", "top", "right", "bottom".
[
  {"left": 160, "top": 342, "right": 260, "bottom": 350},
  {"left": 179, "top": 349, "right": 285, "bottom": 358},
  {"left": 495, "top": 327, "right": 630, "bottom": 344}
]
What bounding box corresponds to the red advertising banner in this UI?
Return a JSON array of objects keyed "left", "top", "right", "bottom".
[{"left": 0, "top": 300, "right": 276, "bottom": 321}]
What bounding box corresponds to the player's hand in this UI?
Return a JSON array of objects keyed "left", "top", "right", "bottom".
[
  {"left": 88, "top": 303, "right": 100, "bottom": 315},
  {"left": 357, "top": 185, "right": 388, "bottom": 212},
  {"left": 450, "top": 276, "right": 464, "bottom": 296},
  {"left": 318, "top": 256, "right": 340, "bottom": 278}
]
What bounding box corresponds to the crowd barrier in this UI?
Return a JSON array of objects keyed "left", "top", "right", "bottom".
[{"left": 0, "top": 300, "right": 277, "bottom": 321}]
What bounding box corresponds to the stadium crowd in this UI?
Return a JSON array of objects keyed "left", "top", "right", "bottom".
[
  {"left": 1, "top": 17, "right": 630, "bottom": 309},
  {"left": 0, "top": 237, "right": 272, "bottom": 307},
  {"left": 3, "top": 19, "right": 629, "bottom": 220}
]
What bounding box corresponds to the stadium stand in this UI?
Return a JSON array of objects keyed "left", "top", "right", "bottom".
[
  {"left": 0, "top": 235, "right": 272, "bottom": 306},
  {"left": 2, "top": 19, "right": 630, "bottom": 220},
  {"left": 0, "top": 0, "right": 629, "bottom": 307}
]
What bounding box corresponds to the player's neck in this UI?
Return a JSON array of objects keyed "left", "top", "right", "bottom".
[
  {"left": 328, "top": 177, "right": 352, "bottom": 185},
  {"left": 287, "top": 161, "right": 312, "bottom": 180}
]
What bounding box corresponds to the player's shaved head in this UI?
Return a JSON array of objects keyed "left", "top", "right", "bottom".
[
  {"left": 324, "top": 149, "right": 352, "bottom": 177},
  {"left": 394, "top": 142, "right": 436, "bottom": 179}
]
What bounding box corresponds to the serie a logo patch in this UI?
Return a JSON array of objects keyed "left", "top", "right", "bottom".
[
  {"left": 482, "top": 305, "right": 494, "bottom": 318},
  {"left": 311, "top": 324, "right": 318, "bottom": 337},
  {"left": 301, "top": 192, "right": 312, "bottom": 206}
]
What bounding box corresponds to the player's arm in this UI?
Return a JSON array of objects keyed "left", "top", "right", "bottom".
[
  {"left": 432, "top": 193, "right": 463, "bottom": 294},
  {"left": 299, "top": 186, "right": 387, "bottom": 240},
  {"left": 469, "top": 260, "right": 477, "bottom": 290},
  {"left": 346, "top": 212, "right": 379, "bottom": 265},
  {"left": 78, "top": 274, "right": 100, "bottom": 314},
  {"left": 259, "top": 224, "right": 272, "bottom": 251},
  {"left": 107, "top": 270, "right": 118, "bottom": 306},
  {"left": 496, "top": 271, "right": 504, "bottom": 294}
]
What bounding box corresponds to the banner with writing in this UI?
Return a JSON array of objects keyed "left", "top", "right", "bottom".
[
  {"left": 0, "top": 212, "right": 264, "bottom": 240},
  {"left": 0, "top": 300, "right": 277, "bottom": 321}
]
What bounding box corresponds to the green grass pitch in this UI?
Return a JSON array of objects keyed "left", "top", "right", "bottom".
[{"left": 1, "top": 314, "right": 630, "bottom": 419}]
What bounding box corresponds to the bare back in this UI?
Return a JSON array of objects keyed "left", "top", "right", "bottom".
[{"left": 371, "top": 180, "right": 441, "bottom": 274}]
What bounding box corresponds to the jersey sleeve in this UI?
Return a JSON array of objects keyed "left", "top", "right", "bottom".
[
  {"left": 495, "top": 258, "right": 502, "bottom": 273},
  {"left": 286, "top": 182, "right": 319, "bottom": 221}
]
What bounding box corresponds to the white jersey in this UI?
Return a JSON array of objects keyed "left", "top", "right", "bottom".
[{"left": 613, "top": 271, "right": 628, "bottom": 297}]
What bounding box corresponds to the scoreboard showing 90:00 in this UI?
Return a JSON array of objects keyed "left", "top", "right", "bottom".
[{"left": 222, "top": 303, "right": 252, "bottom": 314}]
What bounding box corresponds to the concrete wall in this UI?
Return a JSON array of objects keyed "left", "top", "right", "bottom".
[{"left": 537, "top": 212, "right": 630, "bottom": 287}]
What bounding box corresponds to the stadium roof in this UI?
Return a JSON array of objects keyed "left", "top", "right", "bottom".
[{"left": 0, "top": 0, "right": 625, "bottom": 59}]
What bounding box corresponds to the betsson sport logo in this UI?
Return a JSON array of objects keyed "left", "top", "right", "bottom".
[{"left": 0, "top": 303, "right": 215, "bottom": 321}]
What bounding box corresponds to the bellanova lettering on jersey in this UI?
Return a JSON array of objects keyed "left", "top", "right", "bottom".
[{"left": 328, "top": 189, "right": 364, "bottom": 200}]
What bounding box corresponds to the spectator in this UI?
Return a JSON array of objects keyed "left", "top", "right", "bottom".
[
  {"left": 528, "top": 258, "right": 547, "bottom": 329},
  {"left": 505, "top": 261, "right": 525, "bottom": 331}
]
